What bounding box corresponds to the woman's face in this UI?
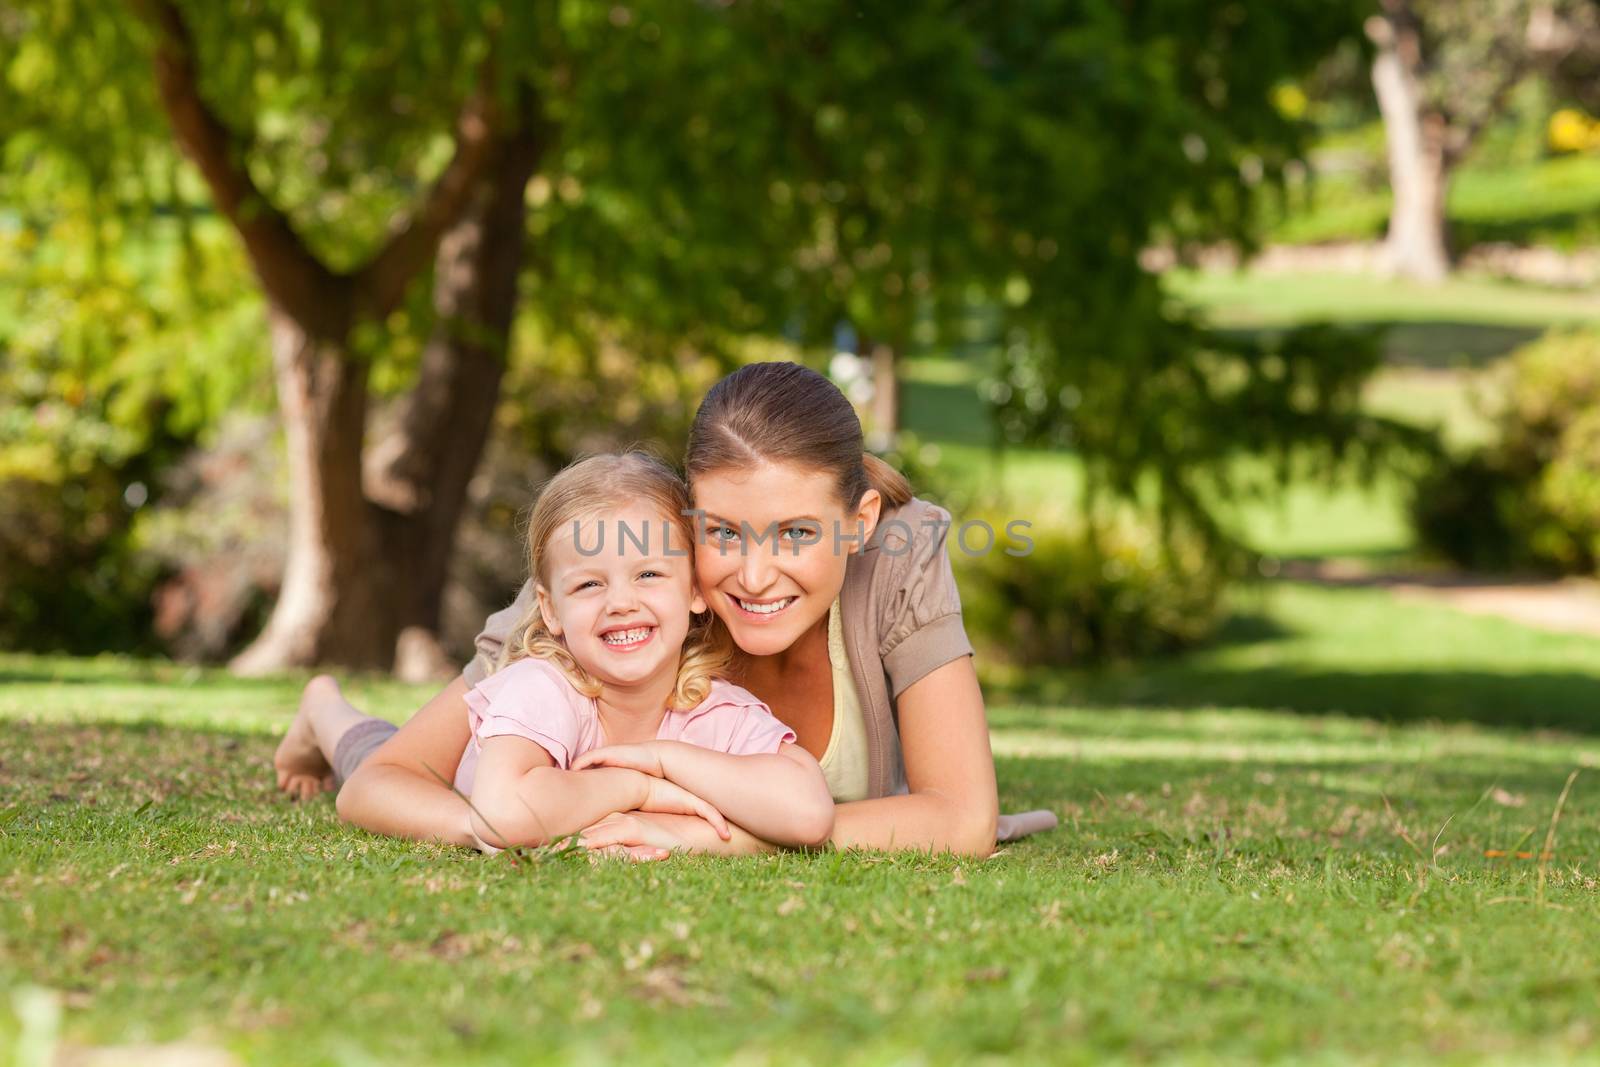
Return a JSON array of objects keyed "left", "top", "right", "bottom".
[{"left": 692, "top": 461, "right": 880, "bottom": 658}]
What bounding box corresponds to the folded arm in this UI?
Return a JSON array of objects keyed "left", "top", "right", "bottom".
[
  {"left": 469, "top": 736, "right": 729, "bottom": 850},
  {"left": 572, "top": 658, "right": 998, "bottom": 859},
  {"left": 575, "top": 741, "right": 833, "bottom": 848}
]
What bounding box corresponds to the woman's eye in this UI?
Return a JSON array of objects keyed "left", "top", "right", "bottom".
[
  {"left": 782, "top": 526, "right": 808, "bottom": 541},
  {"left": 710, "top": 525, "right": 739, "bottom": 542}
]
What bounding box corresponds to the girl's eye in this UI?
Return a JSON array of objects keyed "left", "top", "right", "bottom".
[
  {"left": 638, "top": 570, "right": 664, "bottom": 580},
  {"left": 574, "top": 580, "right": 601, "bottom": 592}
]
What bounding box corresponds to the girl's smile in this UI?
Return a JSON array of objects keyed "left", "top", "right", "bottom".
[{"left": 598, "top": 623, "right": 657, "bottom": 650}]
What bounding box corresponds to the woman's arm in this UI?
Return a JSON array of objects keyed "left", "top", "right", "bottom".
[
  {"left": 574, "top": 742, "right": 834, "bottom": 848},
  {"left": 335, "top": 676, "right": 478, "bottom": 847},
  {"left": 829, "top": 656, "right": 999, "bottom": 857}
]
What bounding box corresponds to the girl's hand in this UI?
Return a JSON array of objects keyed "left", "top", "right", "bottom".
[
  {"left": 571, "top": 742, "right": 666, "bottom": 777},
  {"left": 636, "top": 777, "right": 731, "bottom": 840},
  {"left": 578, "top": 812, "right": 680, "bottom": 862}
]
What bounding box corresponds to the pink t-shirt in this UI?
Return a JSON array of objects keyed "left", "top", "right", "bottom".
[{"left": 454, "top": 656, "right": 796, "bottom": 795}]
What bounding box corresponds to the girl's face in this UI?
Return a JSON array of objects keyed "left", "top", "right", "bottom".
[
  {"left": 535, "top": 504, "right": 705, "bottom": 692},
  {"left": 692, "top": 461, "right": 881, "bottom": 658}
]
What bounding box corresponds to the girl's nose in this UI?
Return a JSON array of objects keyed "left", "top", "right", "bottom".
[{"left": 605, "top": 581, "right": 639, "bottom": 613}]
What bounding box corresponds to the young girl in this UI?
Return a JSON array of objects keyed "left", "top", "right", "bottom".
[
  {"left": 436, "top": 451, "right": 833, "bottom": 853},
  {"left": 457, "top": 451, "right": 832, "bottom": 851}
]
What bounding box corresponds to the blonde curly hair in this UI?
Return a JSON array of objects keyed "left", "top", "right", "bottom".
[{"left": 495, "top": 451, "right": 733, "bottom": 710}]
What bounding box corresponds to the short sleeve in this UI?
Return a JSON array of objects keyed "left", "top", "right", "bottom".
[
  {"left": 874, "top": 500, "right": 975, "bottom": 697},
  {"left": 462, "top": 580, "right": 536, "bottom": 686},
  {"left": 464, "top": 658, "right": 585, "bottom": 768},
  {"left": 673, "top": 681, "right": 797, "bottom": 756}
]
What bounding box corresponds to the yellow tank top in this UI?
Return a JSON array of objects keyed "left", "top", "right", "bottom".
[{"left": 819, "top": 598, "right": 871, "bottom": 802}]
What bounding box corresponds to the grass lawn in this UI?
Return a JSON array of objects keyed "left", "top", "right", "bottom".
[
  {"left": 8, "top": 260, "right": 1600, "bottom": 1064},
  {"left": 6, "top": 581, "right": 1600, "bottom": 1065},
  {"left": 1264, "top": 150, "right": 1600, "bottom": 251}
]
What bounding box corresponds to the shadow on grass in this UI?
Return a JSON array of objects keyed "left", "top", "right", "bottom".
[
  {"left": 901, "top": 377, "right": 993, "bottom": 446},
  {"left": 996, "top": 664, "right": 1600, "bottom": 737},
  {"left": 0, "top": 663, "right": 297, "bottom": 689},
  {"left": 1218, "top": 321, "right": 1542, "bottom": 369},
  {"left": 1206, "top": 611, "right": 1294, "bottom": 648},
  {"left": 1456, "top": 213, "right": 1600, "bottom": 252}
]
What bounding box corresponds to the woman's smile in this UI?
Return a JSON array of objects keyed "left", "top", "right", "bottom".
[{"left": 731, "top": 594, "right": 797, "bottom": 620}]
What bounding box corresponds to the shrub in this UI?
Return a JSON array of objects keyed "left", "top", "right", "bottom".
[
  {"left": 1410, "top": 327, "right": 1600, "bottom": 574},
  {"left": 954, "top": 519, "right": 1228, "bottom": 666}
]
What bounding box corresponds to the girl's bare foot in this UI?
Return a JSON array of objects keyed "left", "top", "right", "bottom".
[{"left": 273, "top": 675, "right": 341, "bottom": 801}]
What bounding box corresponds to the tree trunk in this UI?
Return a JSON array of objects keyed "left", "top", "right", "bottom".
[
  {"left": 864, "top": 339, "right": 899, "bottom": 452},
  {"left": 1368, "top": 8, "right": 1453, "bottom": 283},
  {"left": 368, "top": 132, "right": 543, "bottom": 682},
  {"left": 230, "top": 306, "right": 398, "bottom": 674}
]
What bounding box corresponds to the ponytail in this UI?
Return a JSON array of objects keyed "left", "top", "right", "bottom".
[{"left": 862, "top": 452, "right": 913, "bottom": 508}]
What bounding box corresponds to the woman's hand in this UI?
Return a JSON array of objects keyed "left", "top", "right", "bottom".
[
  {"left": 571, "top": 742, "right": 666, "bottom": 777},
  {"left": 635, "top": 776, "right": 730, "bottom": 840}
]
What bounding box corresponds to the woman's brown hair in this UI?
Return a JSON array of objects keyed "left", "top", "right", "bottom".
[
  {"left": 495, "top": 451, "right": 733, "bottom": 710},
  {"left": 684, "top": 361, "right": 913, "bottom": 509}
]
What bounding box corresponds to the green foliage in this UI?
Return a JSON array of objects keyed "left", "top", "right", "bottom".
[
  {"left": 1411, "top": 327, "right": 1600, "bottom": 574},
  {"left": 1410, "top": 450, "right": 1542, "bottom": 571},
  {"left": 999, "top": 320, "right": 1431, "bottom": 550},
  {"left": 2, "top": 0, "right": 1412, "bottom": 656},
  {"left": 0, "top": 208, "right": 267, "bottom": 652},
  {"left": 1392, "top": 0, "right": 1598, "bottom": 157},
  {"left": 956, "top": 520, "right": 1228, "bottom": 665}
]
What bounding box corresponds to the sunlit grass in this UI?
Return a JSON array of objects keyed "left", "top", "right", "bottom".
[{"left": 6, "top": 579, "right": 1600, "bottom": 1064}]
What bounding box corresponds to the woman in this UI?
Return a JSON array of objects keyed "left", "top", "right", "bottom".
[{"left": 274, "top": 361, "right": 1055, "bottom": 856}]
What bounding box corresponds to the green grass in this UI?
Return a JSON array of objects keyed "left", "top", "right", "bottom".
[
  {"left": 1266, "top": 151, "right": 1600, "bottom": 250},
  {"left": 7, "top": 581, "right": 1600, "bottom": 1065},
  {"left": 1169, "top": 271, "right": 1600, "bottom": 368},
  {"left": 901, "top": 357, "right": 1421, "bottom": 560}
]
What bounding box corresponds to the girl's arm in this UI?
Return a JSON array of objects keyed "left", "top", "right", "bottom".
[
  {"left": 573, "top": 742, "right": 834, "bottom": 848},
  {"left": 828, "top": 656, "right": 998, "bottom": 856},
  {"left": 470, "top": 736, "right": 730, "bottom": 850},
  {"left": 336, "top": 676, "right": 479, "bottom": 848}
]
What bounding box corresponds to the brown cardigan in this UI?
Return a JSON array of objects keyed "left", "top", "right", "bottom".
[{"left": 462, "top": 496, "right": 974, "bottom": 799}]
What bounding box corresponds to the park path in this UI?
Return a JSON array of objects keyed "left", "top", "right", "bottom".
[{"left": 1285, "top": 561, "right": 1600, "bottom": 639}]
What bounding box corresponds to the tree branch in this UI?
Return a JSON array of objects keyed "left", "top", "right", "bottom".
[
  {"left": 353, "top": 63, "right": 504, "bottom": 320},
  {"left": 131, "top": 0, "right": 342, "bottom": 332}
]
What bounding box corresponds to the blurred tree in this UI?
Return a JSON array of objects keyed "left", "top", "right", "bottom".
[
  {"left": 1364, "top": 0, "right": 1599, "bottom": 281},
  {"left": 5, "top": 0, "right": 1422, "bottom": 670}
]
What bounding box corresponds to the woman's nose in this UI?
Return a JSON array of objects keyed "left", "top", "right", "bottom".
[{"left": 738, "top": 551, "right": 777, "bottom": 595}]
